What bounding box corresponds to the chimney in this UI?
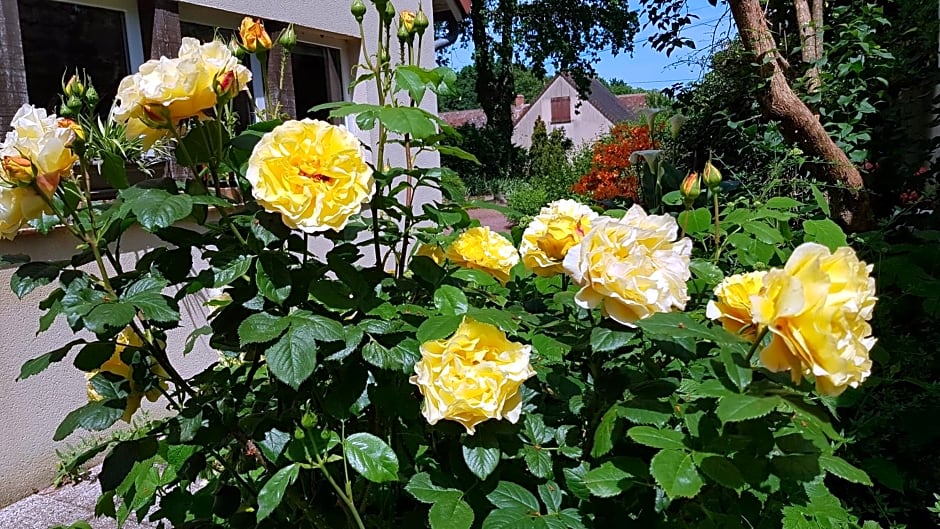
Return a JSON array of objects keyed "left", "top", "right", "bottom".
[{"left": 514, "top": 94, "right": 525, "bottom": 107}]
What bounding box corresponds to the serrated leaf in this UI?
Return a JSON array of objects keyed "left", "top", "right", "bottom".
[
  {"left": 11, "top": 261, "right": 64, "bottom": 299},
  {"left": 256, "top": 464, "right": 300, "bottom": 522},
  {"left": 463, "top": 438, "right": 500, "bottom": 480},
  {"left": 417, "top": 315, "right": 462, "bottom": 342},
  {"left": 719, "top": 345, "right": 752, "bottom": 391},
  {"left": 379, "top": 106, "right": 439, "bottom": 139},
  {"left": 627, "top": 426, "right": 686, "bottom": 450},
  {"left": 538, "top": 481, "right": 563, "bottom": 513},
  {"left": 54, "top": 402, "right": 124, "bottom": 441},
  {"left": 213, "top": 254, "right": 254, "bottom": 287},
  {"left": 582, "top": 461, "right": 632, "bottom": 498},
  {"left": 743, "top": 221, "right": 785, "bottom": 244},
  {"left": 83, "top": 302, "right": 137, "bottom": 334},
  {"left": 589, "top": 327, "right": 633, "bottom": 352},
  {"left": 803, "top": 219, "right": 847, "bottom": 251},
  {"left": 18, "top": 339, "right": 85, "bottom": 380},
  {"left": 523, "top": 445, "right": 552, "bottom": 479},
  {"left": 266, "top": 322, "right": 317, "bottom": 388},
  {"left": 256, "top": 254, "right": 292, "bottom": 303},
  {"left": 482, "top": 508, "right": 533, "bottom": 529},
  {"left": 819, "top": 454, "right": 872, "bottom": 485},
  {"left": 650, "top": 449, "right": 703, "bottom": 499},
  {"left": 406, "top": 473, "right": 459, "bottom": 504},
  {"left": 677, "top": 208, "right": 712, "bottom": 235},
  {"left": 120, "top": 188, "right": 193, "bottom": 231},
  {"left": 487, "top": 481, "right": 539, "bottom": 511},
  {"left": 531, "top": 335, "right": 567, "bottom": 364},
  {"left": 563, "top": 463, "right": 590, "bottom": 500},
  {"left": 695, "top": 453, "right": 745, "bottom": 490},
  {"left": 344, "top": 432, "right": 399, "bottom": 483},
  {"left": 619, "top": 399, "right": 674, "bottom": 426},
  {"left": 716, "top": 394, "right": 782, "bottom": 423},
  {"left": 810, "top": 183, "right": 831, "bottom": 216},
  {"left": 73, "top": 342, "right": 119, "bottom": 372},
  {"left": 238, "top": 313, "right": 290, "bottom": 345},
  {"left": 433, "top": 285, "right": 469, "bottom": 315},
  {"left": 429, "top": 494, "right": 474, "bottom": 529},
  {"left": 122, "top": 278, "right": 178, "bottom": 322},
  {"left": 291, "top": 312, "right": 345, "bottom": 342},
  {"left": 592, "top": 405, "right": 621, "bottom": 457}
]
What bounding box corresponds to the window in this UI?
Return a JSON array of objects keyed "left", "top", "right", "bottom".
[
  {"left": 180, "top": 21, "right": 254, "bottom": 131},
  {"left": 550, "top": 96, "right": 571, "bottom": 124},
  {"left": 291, "top": 43, "right": 344, "bottom": 121},
  {"left": 18, "top": 0, "right": 144, "bottom": 117}
]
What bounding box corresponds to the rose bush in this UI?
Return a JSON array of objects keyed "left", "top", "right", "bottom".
[{"left": 1, "top": 3, "right": 885, "bottom": 529}]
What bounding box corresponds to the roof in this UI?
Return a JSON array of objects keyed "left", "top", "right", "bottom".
[
  {"left": 513, "top": 75, "right": 638, "bottom": 126},
  {"left": 440, "top": 109, "right": 487, "bottom": 128},
  {"left": 617, "top": 94, "right": 648, "bottom": 114},
  {"left": 432, "top": 0, "right": 471, "bottom": 20}
]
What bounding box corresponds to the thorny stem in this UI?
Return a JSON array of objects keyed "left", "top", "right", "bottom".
[
  {"left": 314, "top": 451, "right": 367, "bottom": 529},
  {"left": 712, "top": 191, "right": 721, "bottom": 254}
]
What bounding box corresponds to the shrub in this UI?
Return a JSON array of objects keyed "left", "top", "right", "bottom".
[{"left": 572, "top": 122, "right": 660, "bottom": 204}]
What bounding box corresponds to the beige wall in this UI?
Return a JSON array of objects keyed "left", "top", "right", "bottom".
[
  {"left": 512, "top": 77, "right": 614, "bottom": 150},
  {"left": 0, "top": 0, "right": 443, "bottom": 507}
]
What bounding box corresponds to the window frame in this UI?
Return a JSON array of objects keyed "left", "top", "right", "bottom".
[{"left": 48, "top": 0, "right": 146, "bottom": 72}]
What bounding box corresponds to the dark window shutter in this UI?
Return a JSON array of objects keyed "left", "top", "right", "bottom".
[{"left": 551, "top": 96, "right": 571, "bottom": 123}]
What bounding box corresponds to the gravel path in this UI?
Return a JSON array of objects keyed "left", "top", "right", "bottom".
[{"left": 468, "top": 207, "right": 513, "bottom": 233}]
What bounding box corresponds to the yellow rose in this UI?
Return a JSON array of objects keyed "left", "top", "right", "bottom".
[
  {"left": 239, "top": 17, "right": 273, "bottom": 52},
  {"left": 520, "top": 199, "right": 597, "bottom": 277},
  {"left": 113, "top": 37, "right": 252, "bottom": 143},
  {"left": 750, "top": 243, "right": 876, "bottom": 396},
  {"left": 446, "top": 226, "right": 520, "bottom": 284},
  {"left": 563, "top": 205, "right": 692, "bottom": 327},
  {"left": 400, "top": 10, "right": 416, "bottom": 32},
  {"left": 86, "top": 327, "right": 168, "bottom": 422},
  {"left": 246, "top": 119, "right": 374, "bottom": 233},
  {"left": 0, "top": 185, "right": 47, "bottom": 240},
  {"left": 0, "top": 104, "right": 77, "bottom": 189},
  {"left": 415, "top": 243, "right": 446, "bottom": 265},
  {"left": 705, "top": 271, "right": 767, "bottom": 339},
  {"left": 410, "top": 317, "right": 535, "bottom": 434}
]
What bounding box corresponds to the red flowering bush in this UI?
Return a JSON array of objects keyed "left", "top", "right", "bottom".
[{"left": 572, "top": 123, "right": 659, "bottom": 202}]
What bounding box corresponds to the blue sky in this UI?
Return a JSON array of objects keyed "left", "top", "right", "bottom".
[{"left": 439, "top": 0, "right": 736, "bottom": 91}]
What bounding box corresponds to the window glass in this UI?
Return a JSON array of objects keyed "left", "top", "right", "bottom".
[
  {"left": 291, "top": 43, "right": 343, "bottom": 121},
  {"left": 180, "top": 21, "right": 254, "bottom": 131},
  {"left": 19, "top": 0, "right": 130, "bottom": 116}
]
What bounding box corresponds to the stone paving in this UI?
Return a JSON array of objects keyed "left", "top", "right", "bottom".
[{"left": 0, "top": 467, "right": 158, "bottom": 528}]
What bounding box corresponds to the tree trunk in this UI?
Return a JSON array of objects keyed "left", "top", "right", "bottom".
[
  {"left": 728, "top": 0, "right": 873, "bottom": 231},
  {"left": 471, "top": 0, "right": 517, "bottom": 196},
  {"left": 793, "top": 0, "right": 822, "bottom": 92},
  {"left": 0, "top": 0, "right": 29, "bottom": 130}
]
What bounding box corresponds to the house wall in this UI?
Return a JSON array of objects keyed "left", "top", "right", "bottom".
[
  {"left": 512, "top": 77, "right": 614, "bottom": 150},
  {"left": 0, "top": 0, "right": 442, "bottom": 507}
]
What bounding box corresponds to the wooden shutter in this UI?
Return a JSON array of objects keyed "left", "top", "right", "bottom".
[{"left": 550, "top": 96, "right": 571, "bottom": 123}]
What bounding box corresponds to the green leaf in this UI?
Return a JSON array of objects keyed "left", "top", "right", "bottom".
[
  {"left": 238, "top": 313, "right": 290, "bottom": 345},
  {"left": 819, "top": 454, "right": 872, "bottom": 485},
  {"left": 463, "top": 437, "right": 500, "bottom": 480},
  {"left": 765, "top": 197, "right": 803, "bottom": 209},
  {"left": 433, "top": 285, "right": 469, "bottom": 315},
  {"left": 429, "top": 494, "right": 474, "bottom": 529},
  {"left": 83, "top": 302, "right": 137, "bottom": 334},
  {"left": 803, "top": 219, "right": 847, "bottom": 251},
  {"left": 417, "top": 315, "right": 462, "bottom": 342},
  {"left": 531, "top": 335, "right": 568, "bottom": 364},
  {"left": 54, "top": 402, "right": 124, "bottom": 441},
  {"left": 291, "top": 312, "right": 345, "bottom": 342},
  {"left": 695, "top": 454, "right": 745, "bottom": 490},
  {"left": 100, "top": 151, "right": 129, "bottom": 189},
  {"left": 344, "top": 432, "right": 399, "bottom": 483},
  {"left": 523, "top": 445, "right": 552, "bottom": 479},
  {"left": 590, "top": 327, "right": 634, "bottom": 353},
  {"left": 618, "top": 399, "right": 674, "bottom": 426},
  {"left": 592, "top": 405, "right": 621, "bottom": 457},
  {"left": 73, "top": 342, "right": 119, "bottom": 372},
  {"left": 716, "top": 394, "right": 782, "bottom": 423},
  {"left": 627, "top": 426, "right": 686, "bottom": 450},
  {"left": 719, "top": 345, "right": 752, "bottom": 391},
  {"left": 0, "top": 253, "right": 29, "bottom": 270},
  {"left": 743, "top": 221, "right": 785, "bottom": 244},
  {"left": 453, "top": 268, "right": 498, "bottom": 286},
  {"left": 379, "top": 106, "right": 439, "bottom": 139},
  {"left": 213, "top": 254, "right": 253, "bottom": 287},
  {"left": 406, "top": 473, "right": 459, "bottom": 504},
  {"left": 256, "top": 463, "right": 300, "bottom": 522},
  {"left": 256, "top": 254, "right": 292, "bottom": 303},
  {"left": 120, "top": 188, "right": 193, "bottom": 231},
  {"left": 563, "top": 463, "right": 591, "bottom": 500},
  {"left": 122, "top": 277, "right": 178, "bottom": 322},
  {"left": 266, "top": 323, "right": 318, "bottom": 389},
  {"left": 395, "top": 66, "right": 429, "bottom": 104},
  {"left": 650, "top": 449, "right": 703, "bottom": 499},
  {"left": 677, "top": 208, "right": 712, "bottom": 235},
  {"left": 18, "top": 339, "right": 85, "bottom": 380},
  {"left": 11, "top": 261, "right": 64, "bottom": 299},
  {"left": 486, "top": 481, "right": 539, "bottom": 511},
  {"left": 538, "top": 481, "right": 563, "bottom": 514},
  {"left": 582, "top": 461, "right": 632, "bottom": 498},
  {"left": 810, "top": 183, "right": 831, "bottom": 216},
  {"left": 482, "top": 508, "right": 533, "bottom": 529}
]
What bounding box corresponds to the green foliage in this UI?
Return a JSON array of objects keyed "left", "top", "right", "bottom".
[{"left": 438, "top": 65, "right": 549, "bottom": 113}]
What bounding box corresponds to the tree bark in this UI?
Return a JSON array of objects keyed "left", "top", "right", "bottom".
[
  {"left": 793, "top": 0, "right": 822, "bottom": 92},
  {"left": 0, "top": 0, "right": 29, "bottom": 131},
  {"left": 728, "top": 0, "right": 873, "bottom": 231}
]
